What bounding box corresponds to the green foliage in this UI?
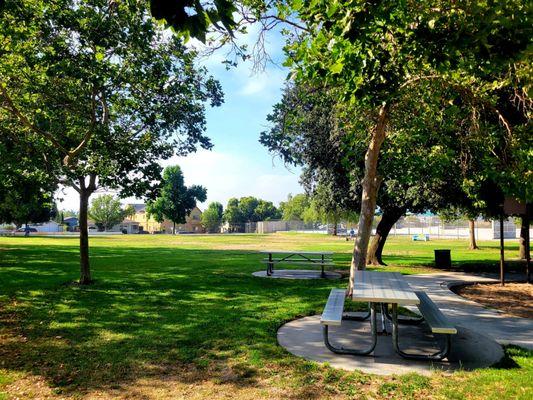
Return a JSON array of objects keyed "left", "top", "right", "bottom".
[
  {"left": 146, "top": 165, "right": 207, "bottom": 230},
  {"left": 222, "top": 196, "right": 281, "bottom": 230},
  {"left": 0, "top": 0, "right": 223, "bottom": 199},
  {"left": 201, "top": 201, "right": 224, "bottom": 233},
  {"left": 279, "top": 193, "right": 310, "bottom": 221},
  {"left": 149, "top": 0, "right": 237, "bottom": 43},
  {"left": 88, "top": 195, "right": 128, "bottom": 231}
]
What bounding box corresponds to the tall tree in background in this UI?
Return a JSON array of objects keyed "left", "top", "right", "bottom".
[
  {"left": 0, "top": 0, "right": 222, "bottom": 283},
  {"left": 201, "top": 202, "right": 224, "bottom": 233},
  {"left": 279, "top": 194, "right": 310, "bottom": 221},
  {"left": 147, "top": 166, "right": 207, "bottom": 234},
  {"left": 89, "top": 195, "right": 130, "bottom": 231}
]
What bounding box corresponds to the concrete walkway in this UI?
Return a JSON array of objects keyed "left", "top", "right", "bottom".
[{"left": 404, "top": 272, "right": 533, "bottom": 349}]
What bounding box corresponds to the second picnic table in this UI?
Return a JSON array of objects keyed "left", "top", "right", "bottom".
[{"left": 260, "top": 250, "right": 334, "bottom": 277}]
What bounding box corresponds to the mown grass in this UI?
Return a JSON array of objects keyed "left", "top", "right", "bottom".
[{"left": 0, "top": 233, "right": 530, "bottom": 399}]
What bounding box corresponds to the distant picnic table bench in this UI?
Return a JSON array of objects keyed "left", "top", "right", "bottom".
[
  {"left": 260, "top": 250, "right": 334, "bottom": 278},
  {"left": 412, "top": 233, "right": 429, "bottom": 241}
]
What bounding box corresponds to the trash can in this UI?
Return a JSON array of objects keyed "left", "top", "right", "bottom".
[{"left": 434, "top": 249, "right": 451, "bottom": 269}]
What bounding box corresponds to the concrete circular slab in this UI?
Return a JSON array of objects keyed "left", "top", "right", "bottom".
[
  {"left": 252, "top": 269, "right": 342, "bottom": 279},
  {"left": 278, "top": 312, "right": 503, "bottom": 376}
]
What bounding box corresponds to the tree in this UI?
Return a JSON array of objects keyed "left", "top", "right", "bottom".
[
  {"left": 274, "top": 1, "right": 530, "bottom": 292},
  {"left": 255, "top": 199, "right": 281, "bottom": 221},
  {"left": 146, "top": 166, "right": 207, "bottom": 234},
  {"left": 201, "top": 202, "right": 224, "bottom": 233},
  {"left": 88, "top": 195, "right": 127, "bottom": 231},
  {"left": 1, "top": 1, "right": 223, "bottom": 283},
  {"left": 279, "top": 194, "right": 310, "bottom": 221},
  {"left": 0, "top": 135, "right": 57, "bottom": 228}
]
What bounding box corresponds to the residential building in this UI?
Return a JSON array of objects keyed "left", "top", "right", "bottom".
[{"left": 127, "top": 204, "right": 204, "bottom": 234}]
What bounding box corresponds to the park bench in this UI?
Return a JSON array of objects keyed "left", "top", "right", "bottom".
[
  {"left": 412, "top": 233, "right": 429, "bottom": 241},
  {"left": 260, "top": 250, "right": 334, "bottom": 277},
  {"left": 320, "top": 272, "right": 457, "bottom": 360}
]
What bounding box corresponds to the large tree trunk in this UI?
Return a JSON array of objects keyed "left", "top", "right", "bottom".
[
  {"left": 79, "top": 188, "right": 92, "bottom": 284},
  {"left": 468, "top": 219, "right": 479, "bottom": 250},
  {"left": 349, "top": 105, "right": 389, "bottom": 294},
  {"left": 367, "top": 208, "right": 404, "bottom": 266},
  {"left": 519, "top": 215, "right": 528, "bottom": 259}
]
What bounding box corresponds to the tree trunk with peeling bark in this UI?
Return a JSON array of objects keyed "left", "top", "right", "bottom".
[
  {"left": 349, "top": 105, "right": 388, "bottom": 293},
  {"left": 367, "top": 208, "right": 404, "bottom": 266},
  {"left": 468, "top": 219, "right": 479, "bottom": 250}
]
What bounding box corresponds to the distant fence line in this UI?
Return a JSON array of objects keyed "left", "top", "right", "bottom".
[{"left": 238, "top": 216, "right": 523, "bottom": 240}]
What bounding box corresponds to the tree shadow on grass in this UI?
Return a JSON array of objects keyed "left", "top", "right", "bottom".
[
  {"left": 0, "top": 240, "right": 527, "bottom": 394},
  {"left": 0, "top": 243, "right": 345, "bottom": 394}
]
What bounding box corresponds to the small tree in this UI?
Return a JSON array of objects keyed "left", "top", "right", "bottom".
[
  {"left": 202, "top": 202, "right": 223, "bottom": 233},
  {"left": 88, "top": 195, "right": 126, "bottom": 231},
  {"left": 0, "top": 1, "right": 222, "bottom": 283},
  {"left": 147, "top": 166, "right": 207, "bottom": 233}
]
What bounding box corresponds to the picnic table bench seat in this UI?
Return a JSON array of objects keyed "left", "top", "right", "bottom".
[
  {"left": 415, "top": 291, "right": 457, "bottom": 335},
  {"left": 391, "top": 291, "right": 457, "bottom": 361},
  {"left": 261, "top": 250, "right": 334, "bottom": 277}
]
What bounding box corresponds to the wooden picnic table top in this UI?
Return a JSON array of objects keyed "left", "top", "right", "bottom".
[
  {"left": 351, "top": 271, "right": 420, "bottom": 306},
  {"left": 259, "top": 250, "right": 334, "bottom": 255}
]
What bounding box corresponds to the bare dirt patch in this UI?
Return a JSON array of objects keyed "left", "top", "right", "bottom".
[{"left": 455, "top": 283, "right": 533, "bottom": 318}]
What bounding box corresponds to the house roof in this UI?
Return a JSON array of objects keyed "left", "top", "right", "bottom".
[{"left": 128, "top": 203, "right": 146, "bottom": 213}]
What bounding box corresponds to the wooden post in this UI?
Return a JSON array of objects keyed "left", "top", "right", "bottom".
[{"left": 499, "top": 214, "right": 505, "bottom": 286}]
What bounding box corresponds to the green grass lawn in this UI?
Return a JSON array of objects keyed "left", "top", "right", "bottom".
[{"left": 0, "top": 233, "right": 530, "bottom": 399}]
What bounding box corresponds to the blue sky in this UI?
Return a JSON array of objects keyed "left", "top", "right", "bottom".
[{"left": 56, "top": 25, "right": 303, "bottom": 211}]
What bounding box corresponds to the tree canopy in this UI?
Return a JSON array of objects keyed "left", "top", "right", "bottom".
[
  {"left": 88, "top": 195, "right": 131, "bottom": 231},
  {"left": 201, "top": 201, "right": 224, "bottom": 233},
  {"left": 147, "top": 165, "right": 207, "bottom": 233}
]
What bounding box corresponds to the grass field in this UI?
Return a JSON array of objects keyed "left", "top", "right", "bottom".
[{"left": 0, "top": 233, "right": 531, "bottom": 399}]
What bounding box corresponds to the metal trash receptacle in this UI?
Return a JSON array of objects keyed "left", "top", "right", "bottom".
[{"left": 434, "top": 249, "right": 451, "bottom": 269}]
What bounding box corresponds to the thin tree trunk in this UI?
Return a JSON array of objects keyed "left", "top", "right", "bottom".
[
  {"left": 468, "top": 219, "right": 479, "bottom": 250},
  {"left": 349, "top": 105, "right": 389, "bottom": 294},
  {"left": 173, "top": 221, "right": 176, "bottom": 234},
  {"left": 333, "top": 219, "right": 338, "bottom": 236},
  {"left": 519, "top": 215, "right": 528, "bottom": 259},
  {"left": 77, "top": 174, "right": 96, "bottom": 285},
  {"left": 367, "top": 209, "right": 404, "bottom": 266},
  {"left": 79, "top": 189, "right": 91, "bottom": 284}
]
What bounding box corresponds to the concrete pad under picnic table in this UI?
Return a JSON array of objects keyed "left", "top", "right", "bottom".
[
  {"left": 277, "top": 312, "right": 503, "bottom": 376},
  {"left": 252, "top": 269, "right": 342, "bottom": 279}
]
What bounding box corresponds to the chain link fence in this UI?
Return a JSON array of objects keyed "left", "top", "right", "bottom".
[{"left": 231, "top": 216, "right": 520, "bottom": 240}]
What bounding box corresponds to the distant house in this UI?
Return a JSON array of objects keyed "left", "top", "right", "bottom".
[
  {"left": 28, "top": 221, "right": 62, "bottom": 232},
  {"left": 63, "top": 217, "right": 79, "bottom": 232},
  {"left": 127, "top": 203, "right": 204, "bottom": 234}
]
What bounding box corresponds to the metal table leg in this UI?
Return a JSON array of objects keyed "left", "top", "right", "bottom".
[
  {"left": 323, "top": 303, "right": 378, "bottom": 355},
  {"left": 382, "top": 303, "right": 424, "bottom": 325},
  {"left": 391, "top": 303, "right": 451, "bottom": 361}
]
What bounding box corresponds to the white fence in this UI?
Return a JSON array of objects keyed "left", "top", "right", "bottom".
[{"left": 246, "top": 216, "right": 525, "bottom": 240}]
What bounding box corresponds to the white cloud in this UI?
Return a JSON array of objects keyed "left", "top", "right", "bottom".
[{"left": 56, "top": 150, "right": 302, "bottom": 211}]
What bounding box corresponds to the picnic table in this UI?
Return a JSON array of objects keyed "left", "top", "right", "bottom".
[
  {"left": 260, "top": 250, "right": 334, "bottom": 278},
  {"left": 321, "top": 271, "right": 457, "bottom": 360}
]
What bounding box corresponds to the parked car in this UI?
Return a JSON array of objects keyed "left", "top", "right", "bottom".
[{"left": 16, "top": 227, "right": 38, "bottom": 232}]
